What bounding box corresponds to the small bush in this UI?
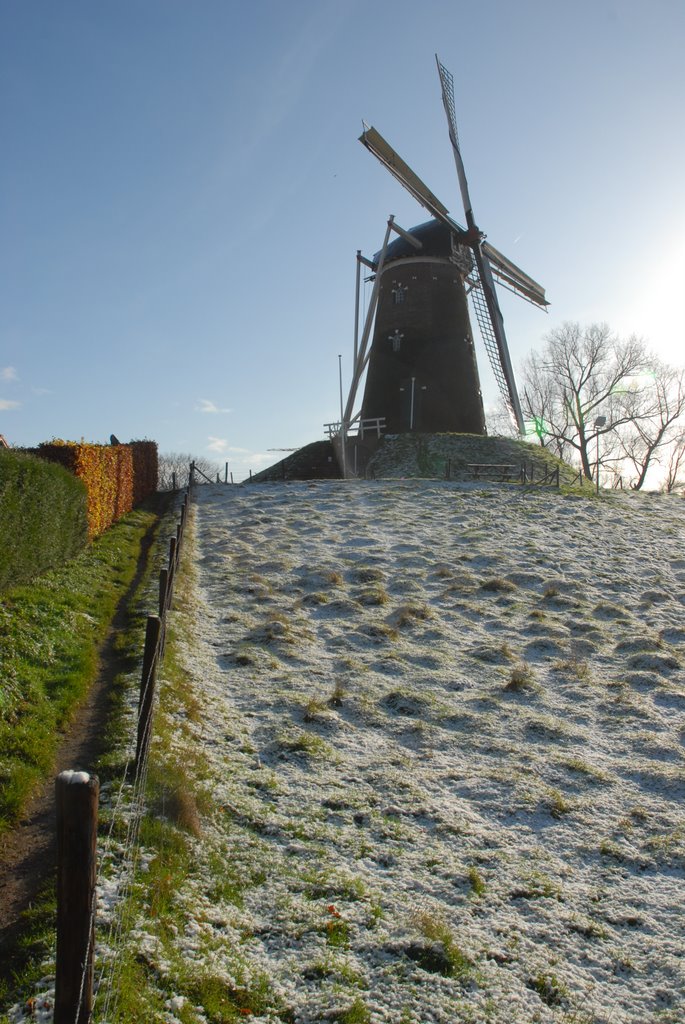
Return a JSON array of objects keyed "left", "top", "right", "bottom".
[{"left": 0, "top": 451, "right": 88, "bottom": 591}]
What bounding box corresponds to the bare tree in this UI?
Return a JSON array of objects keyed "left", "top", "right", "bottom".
[
  {"left": 485, "top": 399, "right": 519, "bottom": 438},
  {"left": 521, "top": 322, "right": 651, "bottom": 480},
  {"left": 614, "top": 364, "right": 685, "bottom": 489},
  {"left": 663, "top": 430, "right": 685, "bottom": 494},
  {"left": 158, "top": 452, "right": 221, "bottom": 490}
]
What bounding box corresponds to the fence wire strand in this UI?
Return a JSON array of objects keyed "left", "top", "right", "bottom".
[{"left": 62, "top": 484, "right": 192, "bottom": 1024}]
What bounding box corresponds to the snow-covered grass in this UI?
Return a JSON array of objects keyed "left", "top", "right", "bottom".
[
  {"left": 12, "top": 479, "right": 685, "bottom": 1023},
  {"left": 152, "top": 480, "right": 685, "bottom": 1023}
]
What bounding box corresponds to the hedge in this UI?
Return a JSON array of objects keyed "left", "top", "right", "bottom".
[
  {"left": 0, "top": 451, "right": 89, "bottom": 591},
  {"left": 36, "top": 440, "right": 158, "bottom": 538}
]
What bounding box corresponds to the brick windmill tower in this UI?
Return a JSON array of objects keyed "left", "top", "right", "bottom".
[{"left": 341, "top": 57, "right": 548, "bottom": 445}]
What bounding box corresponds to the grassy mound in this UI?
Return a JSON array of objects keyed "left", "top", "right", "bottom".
[{"left": 366, "top": 433, "right": 584, "bottom": 485}]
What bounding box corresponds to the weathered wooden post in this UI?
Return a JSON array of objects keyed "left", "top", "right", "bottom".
[
  {"left": 230, "top": 472, "right": 234, "bottom": 484},
  {"left": 55, "top": 770, "right": 99, "bottom": 1024},
  {"left": 136, "top": 615, "right": 161, "bottom": 771},
  {"left": 158, "top": 567, "right": 169, "bottom": 658},
  {"left": 189, "top": 460, "right": 195, "bottom": 487},
  {"left": 168, "top": 536, "right": 177, "bottom": 604},
  {"left": 172, "top": 470, "right": 178, "bottom": 492},
  {"left": 224, "top": 461, "right": 228, "bottom": 483}
]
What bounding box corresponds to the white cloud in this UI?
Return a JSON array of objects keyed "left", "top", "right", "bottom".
[
  {"left": 207, "top": 436, "right": 229, "bottom": 453},
  {"left": 0, "top": 399, "right": 21, "bottom": 411},
  {"left": 251, "top": 451, "right": 277, "bottom": 467},
  {"left": 1, "top": 366, "right": 17, "bottom": 381},
  {"left": 196, "top": 398, "right": 231, "bottom": 414},
  {"left": 32, "top": 386, "right": 54, "bottom": 396}
]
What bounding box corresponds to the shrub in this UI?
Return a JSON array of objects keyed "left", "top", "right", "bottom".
[
  {"left": 36, "top": 439, "right": 158, "bottom": 537},
  {"left": 0, "top": 451, "right": 88, "bottom": 591}
]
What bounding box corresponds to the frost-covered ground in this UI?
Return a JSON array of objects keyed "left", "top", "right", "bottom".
[
  {"left": 158, "top": 480, "right": 685, "bottom": 1024},
  {"left": 12, "top": 479, "right": 684, "bottom": 1024}
]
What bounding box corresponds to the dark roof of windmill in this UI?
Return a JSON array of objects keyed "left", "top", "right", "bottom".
[{"left": 374, "top": 218, "right": 468, "bottom": 263}]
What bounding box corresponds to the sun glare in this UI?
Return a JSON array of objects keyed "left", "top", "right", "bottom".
[{"left": 616, "top": 232, "right": 685, "bottom": 366}]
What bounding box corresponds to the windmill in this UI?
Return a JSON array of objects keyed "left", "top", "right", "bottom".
[{"left": 342, "top": 55, "right": 548, "bottom": 445}]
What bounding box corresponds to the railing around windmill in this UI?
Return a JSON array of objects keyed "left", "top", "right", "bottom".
[
  {"left": 324, "top": 417, "right": 386, "bottom": 440},
  {"left": 456, "top": 461, "right": 560, "bottom": 487}
]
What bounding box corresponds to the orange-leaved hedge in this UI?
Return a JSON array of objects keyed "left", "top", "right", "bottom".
[{"left": 37, "top": 440, "right": 158, "bottom": 538}]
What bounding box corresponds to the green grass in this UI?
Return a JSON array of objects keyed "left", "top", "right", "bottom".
[
  {"left": 0, "top": 495, "right": 174, "bottom": 1015},
  {"left": 467, "top": 865, "right": 486, "bottom": 896},
  {"left": 414, "top": 914, "right": 474, "bottom": 980},
  {"left": 332, "top": 997, "right": 371, "bottom": 1023},
  {"left": 0, "top": 883, "right": 57, "bottom": 1012},
  {"left": 0, "top": 500, "right": 165, "bottom": 833}
]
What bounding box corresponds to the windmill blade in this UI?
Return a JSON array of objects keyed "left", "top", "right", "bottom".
[
  {"left": 359, "top": 125, "right": 463, "bottom": 232},
  {"left": 360, "top": 120, "right": 548, "bottom": 307},
  {"left": 436, "top": 55, "right": 529, "bottom": 434},
  {"left": 467, "top": 248, "right": 525, "bottom": 434},
  {"left": 436, "top": 55, "right": 476, "bottom": 231},
  {"left": 482, "top": 241, "right": 548, "bottom": 309}
]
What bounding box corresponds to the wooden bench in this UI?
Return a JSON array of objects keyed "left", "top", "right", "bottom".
[{"left": 467, "top": 463, "right": 519, "bottom": 482}]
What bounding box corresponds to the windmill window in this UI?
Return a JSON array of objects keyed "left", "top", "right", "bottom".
[
  {"left": 391, "top": 281, "right": 408, "bottom": 305},
  {"left": 388, "top": 329, "right": 404, "bottom": 353}
]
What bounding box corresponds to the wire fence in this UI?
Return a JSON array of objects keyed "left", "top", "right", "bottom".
[{"left": 53, "top": 474, "right": 193, "bottom": 1024}]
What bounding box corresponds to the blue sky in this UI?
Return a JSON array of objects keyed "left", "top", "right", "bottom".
[{"left": 2, "top": 0, "right": 684, "bottom": 479}]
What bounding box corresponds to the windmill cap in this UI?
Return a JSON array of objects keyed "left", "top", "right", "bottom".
[{"left": 374, "top": 218, "right": 471, "bottom": 267}]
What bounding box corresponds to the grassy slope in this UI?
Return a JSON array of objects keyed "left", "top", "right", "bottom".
[
  {"left": 0, "top": 496, "right": 177, "bottom": 1014},
  {"left": 83, "top": 482, "right": 684, "bottom": 1024},
  {"left": 0, "top": 500, "right": 164, "bottom": 832},
  {"left": 367, "top": 433, "right": 588, "bottom": 486}
]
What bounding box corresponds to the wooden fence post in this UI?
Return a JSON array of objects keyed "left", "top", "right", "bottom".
[
  {"left": 136, "top": 615, "right": 162, "bottom": 771},
  {"left": 158, "top": 567, "right": 169, "bottom": 658},
  {"left": 168, "top": 536, "right": 177, "bottom": 604},
  {"left": 54, "top": 770, "right": 99, "bottom": 1024},
  {"left": 159, "top": 568, "right": 169, "bottom": 617},
  {"left": 189, "top": 461, "right": 195, "bottom": 487}
]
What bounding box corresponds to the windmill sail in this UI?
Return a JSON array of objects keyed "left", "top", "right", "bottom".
[
  {"left": 436, "top": 55, "right": 526, "bottom": 434},
  {"left": 359, "top": 126, "right": 453, "bottom": 228},
  {"left": 360, "top": 125, "right": 548, "bottom": 313}
]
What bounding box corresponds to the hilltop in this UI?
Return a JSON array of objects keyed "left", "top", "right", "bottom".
[{"left": 251, "top": 433, "right": 582, "bottom": 486}]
